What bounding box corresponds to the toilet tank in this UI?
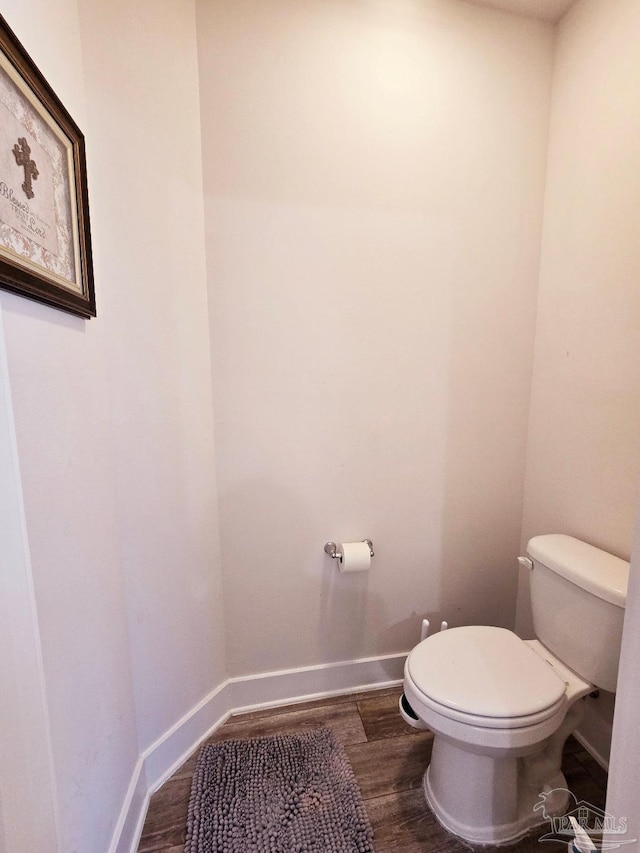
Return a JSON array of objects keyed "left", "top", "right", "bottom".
[{"left": 527, "top": 534, "right": 629, "bottom": 692}]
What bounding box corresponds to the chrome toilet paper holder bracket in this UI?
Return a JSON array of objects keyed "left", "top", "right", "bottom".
[{"left": 324, "top": 540, "right": 374, "bottom": 561}]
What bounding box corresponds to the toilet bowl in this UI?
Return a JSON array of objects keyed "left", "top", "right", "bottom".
[
  {"left": 400, "top": 535, "right": 629, "bottom": 846},
  {"left": 402, "top": 626, "right": 591, "bottom": 844}
]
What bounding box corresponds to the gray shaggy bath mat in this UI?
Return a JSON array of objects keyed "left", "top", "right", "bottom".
[{"left": 184, "top": 727, "right": 374, "bottom": 853}]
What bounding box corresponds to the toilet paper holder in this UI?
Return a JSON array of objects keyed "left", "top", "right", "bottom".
[{"left": 324, "top": 540, "right": 374, "bottom": 562}]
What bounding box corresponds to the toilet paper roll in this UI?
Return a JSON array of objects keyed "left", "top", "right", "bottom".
[{"left": 337, "top": 541, "right": 371, "bottom": 573}]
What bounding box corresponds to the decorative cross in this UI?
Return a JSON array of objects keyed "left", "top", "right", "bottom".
[{"left": 12, "top": 137, "right": 39, "bottom": 200}]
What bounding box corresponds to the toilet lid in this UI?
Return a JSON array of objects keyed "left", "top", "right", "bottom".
[{"left": 407, "top": 626, "right": 567, "bottom": 719}]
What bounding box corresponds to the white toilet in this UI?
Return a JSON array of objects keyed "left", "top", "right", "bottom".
[{"left": 400, "top": 534, "right": 629, "bottom": 846}]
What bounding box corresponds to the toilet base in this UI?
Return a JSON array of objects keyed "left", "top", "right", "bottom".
[{"left": 422, "top": 736, "right": 570, "bottom": 846}]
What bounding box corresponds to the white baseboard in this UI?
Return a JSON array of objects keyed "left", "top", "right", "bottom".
[
  {"left": 143, "top": 680, "right": 231, "bottom": 792},
  {"left": 115, "top": 651, "right": 408, "bottom": 853},
  {"left": 109, "top": 758, "right": 147, "bottom": 853},
  {"left": 229, "top": 651, "right": 406, "bottom": 713}
]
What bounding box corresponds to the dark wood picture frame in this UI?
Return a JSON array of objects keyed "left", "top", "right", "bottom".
[{"left": 0, "top": 13, "right": 95, "bottom": 318}]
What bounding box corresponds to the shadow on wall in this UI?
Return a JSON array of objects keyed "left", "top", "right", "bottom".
[
  {"left": 434, "top": 248, "right": 534, "bottom": 633},
  {"left": 218, "top": 474, "right": 392, "bottom": 673},
  {"left": 219, "top": 468, "right": 447, "bottom": 675},
  {"left": 319, "top": 563, "right": 376, "bottom": 662}
]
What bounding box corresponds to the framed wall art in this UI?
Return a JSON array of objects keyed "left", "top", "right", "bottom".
[{"left": 0, "top": 13, "right": 95, "bottom": 318}]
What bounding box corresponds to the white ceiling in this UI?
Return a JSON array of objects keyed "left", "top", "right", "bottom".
[{"left": 462, "top": 0, "right": 576, "bottom": 23}]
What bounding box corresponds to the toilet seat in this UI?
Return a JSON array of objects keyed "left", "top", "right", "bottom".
[{"left": 406, "top": 626, "right": 568, "bottom": 729}]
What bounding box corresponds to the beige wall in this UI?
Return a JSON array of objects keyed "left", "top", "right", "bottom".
[
  {"left": 198, "top": 0, "right": 554, "bottom": 676},
  {"left": 76, "top": 0, "right": 228, "bottom": 755},
  {"left": 0, "top": 0, "right": 226, "bottom": 849},
  {"left": 518, "top": 0, "right": 640, "bottom": 631},
  {"left": 0, "top": 308, "right": 59, "bottom": 853},
  {"left": 1, "top": 3, "right": 139, "bottom": 849}
]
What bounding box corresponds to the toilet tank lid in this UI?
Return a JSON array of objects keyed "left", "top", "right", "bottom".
[{"left": 527, "top": 534, "right": 629, "bottom": 608}]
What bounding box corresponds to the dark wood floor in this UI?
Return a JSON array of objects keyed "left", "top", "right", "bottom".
[{"left": 137, "top": 686, "right": 608, "bottom": 853}]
